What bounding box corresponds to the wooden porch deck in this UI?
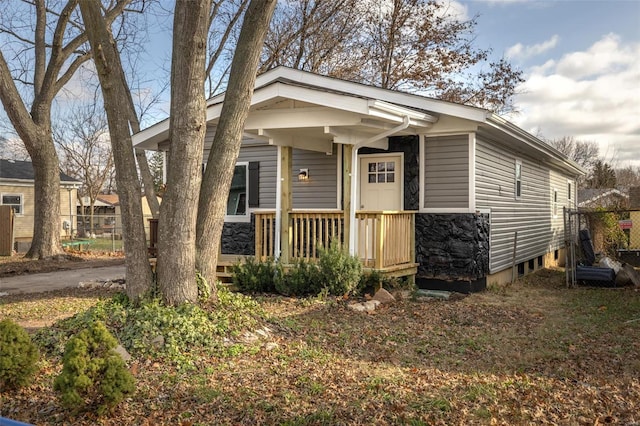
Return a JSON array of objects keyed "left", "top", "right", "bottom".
[{"left": 149, "top": 209, "right": 418, "bottom": 286}]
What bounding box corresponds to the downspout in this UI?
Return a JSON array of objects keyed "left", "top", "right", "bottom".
[{"left": 348, "top": 115, "right": 411, "bottom": 255}]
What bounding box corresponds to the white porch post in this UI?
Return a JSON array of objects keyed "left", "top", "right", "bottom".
[
  {"left": 348, "top": 146, "right": 359, "bottom": 256},
  {"left": 274, "top": 146, "right": 282, "bottom": 259}
]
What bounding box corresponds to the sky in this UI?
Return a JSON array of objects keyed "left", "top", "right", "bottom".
[
  {"left": 0, "top": 0, "right": 638, "bottom": 169},
  {"left": 452, "top": 0, "right": 640, "bottom": 167},
  {"left": 136, "top": 0, "right": 640, "bottom": 168}
]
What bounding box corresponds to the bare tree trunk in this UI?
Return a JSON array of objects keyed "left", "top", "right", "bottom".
[
  {"left": 0, "top": 52, "right": 63, "bottom": 258},
  {"left": 157, "top": 0, "right": 213, "bottom": 306},
  {"left": 196, "top": 0, "right": 277, "bottom": 291},
  {"left": 135, "top": 149, "right": 160, "bottom": 218},
  {"left": 79, "top": 1, "right": 152, "bottom": 301},
  {"left": 27, "top": 132, "right": 64, "bottom": 257}
]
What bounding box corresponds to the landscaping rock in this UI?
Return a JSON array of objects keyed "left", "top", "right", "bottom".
[
  {"left": 348, "top": 299, "right": 383, "bottom": 312},
  {"left": 114, "top": 344, "right": 132, "bottom": 362},
  {"left": 150, "top": 335, "right": 165, "bottom": 348},
  {"left": 372, "top": 288, "right": 395, "bottom": 304},
  {"left": 348, "top": 303, "right": 367, "bottom": 312},
  {"left": 363, "top": 300, "right": 381, "bottom": 311}
]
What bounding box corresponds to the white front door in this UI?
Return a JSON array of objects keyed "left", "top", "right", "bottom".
[
  {"left": 359, "top": 155, "right": 402, "bottom": 211},
  {"left": 357, "top": 155, "right": 402, "bottom": 261}
]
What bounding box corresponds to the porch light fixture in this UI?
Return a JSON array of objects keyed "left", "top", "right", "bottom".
[{"left": 298, "top": 168, "right": 309, "bottom": 181}]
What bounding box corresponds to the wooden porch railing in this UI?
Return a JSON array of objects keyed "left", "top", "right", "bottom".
[
  {"left": 355, "top": 211, "right": 415, "bottom": 269},
  {"left": 254, "top": 210, "right": 415, "bottom": 270},
  {"left": 254, "top": 211, "right": 276, "bottom": 260},
  {"left": 290, "top": 211, "right": 343, "bottom": 259}
]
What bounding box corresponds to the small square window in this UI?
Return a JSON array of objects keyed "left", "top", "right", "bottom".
[
  {"left": 387, "top": 173, "right": 395, "bottom": 183},
  {"left": 368, "top": 174, "right": 376, "bottom": 183},
  {"left": 378, "top": 174, "right": 386, "bottom": 183},
  {"left": 368, "top": 162, "right": 377, "bottom": 173},
  {"left": 378, "top": 162, "right": 386, "bottom": 172}
]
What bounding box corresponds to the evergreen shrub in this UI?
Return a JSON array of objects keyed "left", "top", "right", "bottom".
[
  {"left": 232, "top": 256, "right": 277, "bottom": 293},
  {"left": 0, "top": 319, "right": 39, "bottom": 390},
  {"left": 54, "top": 321, "right": 134, "bottom": 415}
]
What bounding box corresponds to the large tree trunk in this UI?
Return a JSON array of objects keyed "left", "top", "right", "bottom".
[
  {"left": 26, "top": 131, "right": 64, "bottom": 258},
  {"left": 196, "top": 0, "right": 277, "bottom": 290},
  {"left": 79, "top": 1, "right": 153, "bottom": 302},
  {"left": 156, "top": 0, "right": 213, "bottom": 306},
  {"left": 0, "top": 51, "right": 63, "bottom": 259}
]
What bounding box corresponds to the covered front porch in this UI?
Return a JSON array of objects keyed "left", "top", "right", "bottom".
[{"left": 254, "top": 209, "right": 417, "bottom": 278}]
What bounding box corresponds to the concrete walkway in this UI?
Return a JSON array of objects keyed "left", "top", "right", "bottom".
[{"left": 0, "top": 265, "right": 126, "bottom": 296}]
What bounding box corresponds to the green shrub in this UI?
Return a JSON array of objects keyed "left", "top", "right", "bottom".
[
  {"left": 232, "top": 256, "right": 277, "bottom": 293},
  {"left": 275, "top": 259, "right": 320, "bottom": 296},
  {"left": 196, "top": 271, "right": 212, "bottom": 303},
  {"left": 36, "top": 288, "right": 265, "bottom": 368},
  {"left": 54, "top": 321, "right": 134, "bottom": 415},
  {"left": 317, "top": 241, "right": 363, "bottom": 297},
  {"left": 0, "top": 319, "right": 39, "bottom": 390}
]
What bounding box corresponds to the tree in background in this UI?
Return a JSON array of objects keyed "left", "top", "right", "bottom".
[
  {"left": 259, "top": 0, "right": 523, "bottom": 114},
  {"left": 0, "top": 135, "right": 29, "bottom": 161},
  {"left": 260, "top": 0, "right": 362, "bottom": 76},
  {"left": 588, "top": 160, "right": 617, "bottom": 189},
  {"left": 0, "top": 0, "right": 143, "bottom": 258},
  {"left": 548, "top": 136, "right": 600, "bottom": 188},
  {"left": 548, "top": 136, "right": 600, "bottom": 171},
  {"left": 614, "top": 165, "right": 640, "bottom": 188},
  {"left": 147, "top": 151, "right": 165, "bottom": 195},
  {"left": 53, "top": 102, "right": 114, "bottom": 236}
]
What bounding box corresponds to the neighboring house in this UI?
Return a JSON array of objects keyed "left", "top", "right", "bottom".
[
  {"left": 0, "top": 158, "right": 80, "bottom": 245},
  {"left": 133, "top": 67, "right": 584, "bottom": 290},
  {"left": 578, "top": 188, "right": 629, "bottom": 209},
  {"left": 77, "top": 193, "right": 159, "bottom": 238}
]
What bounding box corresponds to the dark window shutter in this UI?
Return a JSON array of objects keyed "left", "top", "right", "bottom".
[{"left": 248, "top": 162, "right": 259, "bottom": 207}]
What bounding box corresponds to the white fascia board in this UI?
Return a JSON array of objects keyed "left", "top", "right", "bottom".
[
  {"left": 0, "top": 179, "right": 34, "bottom": 187},
  {"left": 132, "top": 118, "right": 169, "bottom": 150},
  {"left": 255, "top": 67, "right": 490, "bottom": 122},
  {"left": 367, "top": 100, "right": 437, "bottom": 125}
]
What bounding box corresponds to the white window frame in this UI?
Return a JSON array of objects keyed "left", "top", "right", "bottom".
[
  {"left": 224, "top": 162, "right": 250, "bottom": 223},
  {"left": 1, "top": 193, "right": 24, "bottom": 216},
  {"left": 514, "top": 159, "right": 522, "bottom": 200}
]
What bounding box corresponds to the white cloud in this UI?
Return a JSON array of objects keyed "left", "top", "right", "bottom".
[
  {"left": 555, "top": 33, "right": 636, "bottom": 79},
  {"left": 506, "top": 35, "right": 559, "bottom": 60},
  {"left": 507, "top": 34, "right": 640, "bottom": 167}
]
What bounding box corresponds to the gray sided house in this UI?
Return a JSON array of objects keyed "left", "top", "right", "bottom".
[{"left": 133, "top": 67, "right": 584, "bottom": 291}]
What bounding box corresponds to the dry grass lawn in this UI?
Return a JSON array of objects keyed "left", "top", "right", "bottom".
[{"left": 1, "top": 267, "right": 639, "bottom": 425}]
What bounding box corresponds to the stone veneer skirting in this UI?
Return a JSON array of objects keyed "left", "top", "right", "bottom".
[
  {"left": 221, "top": 219, "right": 255, "bottom": 256},
  {"left": 415, "top": 213, "right": 490, "bottom": 281}
]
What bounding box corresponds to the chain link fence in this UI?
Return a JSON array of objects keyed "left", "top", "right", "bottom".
[{"left": 11, "top": 213, "right": 154, "bottom": 253}]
